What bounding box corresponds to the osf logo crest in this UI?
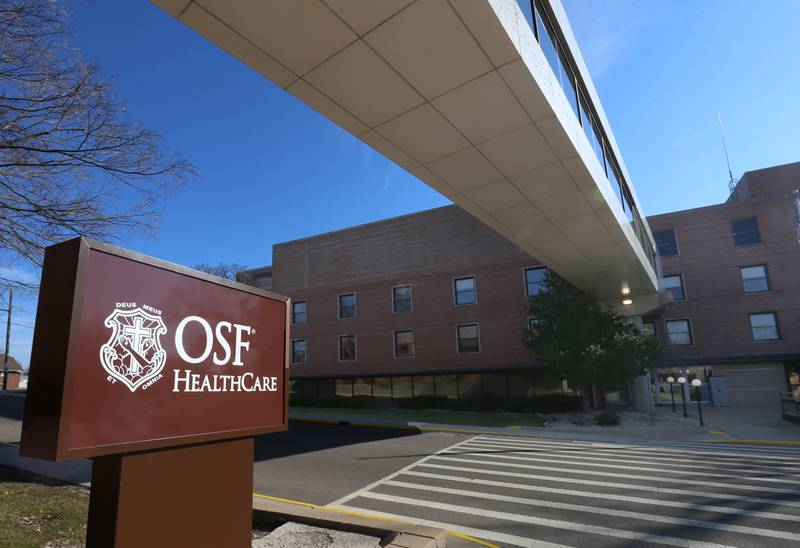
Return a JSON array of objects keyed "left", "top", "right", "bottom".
[{"left": 100, "top": 305, "right": 167, "bottom": 392}]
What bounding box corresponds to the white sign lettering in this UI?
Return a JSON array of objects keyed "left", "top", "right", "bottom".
[{"left": 101, "top": 303, "right": 269, "bottom": 394}]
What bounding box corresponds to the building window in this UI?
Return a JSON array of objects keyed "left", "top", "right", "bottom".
[
  {"left": 291, "top": 301, "right": 306, "bottom": 325},
  {"left": 454, "top": 276, "right": 476, "bottom": 305},
  {"left": 732, "top": 218, "right": 760, "bottom": 246},
  {"left": 653, "top": 230, "right": 678, "bottom": 257},
  {"left": 456, "top": 323, "right": 480, "bottom": 354},
  {"left": 338, "top": 335, "right": 356, "bottom": 361},
  {"left": 661, "top": 274, "right": 685, "bottom": 301},
  {"left": 750, "top": 312, "right": 779, "bottom": 341},
  {"left": 741, "top": 265, "right": 769, "bottom": 293},
  {"left": 338, "top": 293, "right": 356, "bottom": 319},
  {"left": 524, "top": 267, "right": 548, "bottom": 297},
  {"left": 393, "top": 330, "right": 414, "bottom": 358},
  {"left": 665, "top": 319, "right": 692, "bottom": 346},
  {"left": 291, "top": 339, "right": 306, "bottom": 364},
  {"left": 392, "top": 285, "right": 412, "bottom": 313},
  {"left": 642, "top": 321, "right": 657, "bottom": 338}
]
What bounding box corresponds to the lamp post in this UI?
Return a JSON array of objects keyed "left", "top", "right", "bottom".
[
  {"left": 677, "top": 376, "right": 687, "bottom": 418},
  {"left": 692, "top": 378, "right": 704, "bottom": 427},
  {"left": 667, "top": 376, "right": 676, "bottom": 412}
]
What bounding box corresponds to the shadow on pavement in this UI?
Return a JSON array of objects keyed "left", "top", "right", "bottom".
[{"left": 253, "top": 420, "right": 424, "bottom": 462}]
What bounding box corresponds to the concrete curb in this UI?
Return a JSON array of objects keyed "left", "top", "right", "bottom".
[
  {"left": 290, "top": 414, "right": 800, "bottom": 447},
  {"left": 253, "top": 495, "right": 447, "bottom": 548}
]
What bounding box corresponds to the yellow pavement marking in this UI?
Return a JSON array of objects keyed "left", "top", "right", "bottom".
[
  {"left": 291, "top": 416, "right": 543, "bottom": 438},
  {"left": 707, "top": 430, "right": 725, "bottom": 435},
  {"left": 706, "top": 439, "right": 800, "bottom": 447},
  {"left": 292, "top": 416, "right": 800, "bottom": 447},
  {"left": 253, "top": 492, "right": 499, "bottom": 548}
]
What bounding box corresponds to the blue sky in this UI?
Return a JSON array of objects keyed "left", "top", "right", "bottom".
[{"left": 5, "top": 0, "right": 799, "bottom": 368}]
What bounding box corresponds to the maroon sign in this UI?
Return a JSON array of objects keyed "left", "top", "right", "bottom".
[{"left": 21, "top": 238, "right": 289, "bottom": 461}]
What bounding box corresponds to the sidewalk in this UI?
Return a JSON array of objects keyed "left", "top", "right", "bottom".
[{"left": 289, "top": 404, "right": 800, "bottom": 445}]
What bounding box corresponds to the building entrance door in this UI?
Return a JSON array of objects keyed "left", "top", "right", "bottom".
[{"left": 709, "top": 376, "right": 729, "bottom": 406}]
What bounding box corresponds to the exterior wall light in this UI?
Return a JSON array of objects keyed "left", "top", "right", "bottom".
[
  {"left": 691, "top": 378, "right": 704, "bottom": 427},
  {"left": 622, "top": 298, "right": 633, "bottom": 305},
  {"left": 666, "top": 376, "right": 676, "bottom": 412},
  {"left": 677, "top": 377, "right": 687, "bottom": 418}
]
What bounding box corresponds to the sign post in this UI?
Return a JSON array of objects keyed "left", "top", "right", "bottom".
[{"left": 20, "top": 237, "right": 289, "bottom": 547}]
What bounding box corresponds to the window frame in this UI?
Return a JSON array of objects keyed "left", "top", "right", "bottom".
[
  {"left": 523, "top": 266, "right": 548, "bottom": 297},
  {"left": 642, "top": 321, "right": 657, "bottom": 339},
  {"left": 393, "top": 329, "right": 415, "bottom": 359},
  {"left": 664, "top": 318, "right": 693, "bottom": 346},
  {"left": 391, "top": 284, "right": 413, "bottom": 313},
  {"left": 653, "top": 229, "right": 679, "bottom": 257},
  {"left": 338, "top": 334, "right": 357, "bottom": 362},
  {"left": 456, "top": 322, "right": 481, "bottom": 355},
  {"left": 453, "top": 275, "right": 477, "bottom": 306},
  {"left": 740, "top": 264, "right": 770, "bottom": 294},
  {"left": 661, "top": 274, "right": 686, "bottom": 302},
  {"left": 290, "top": 338, "right": 307, "bottom": 365},
  {"left": 291, "top": 300, "right": 307, "bottom": 325},
  {"left": 337, "top": 292, "right": 356, "bottom": 320},
  {"left": 749, "top": 312, "right": 780, "bottom": 341},
  {"left": 731, "top": 217, "right": 761, "bottom": 247}
]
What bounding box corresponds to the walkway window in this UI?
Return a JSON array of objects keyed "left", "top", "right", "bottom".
[
  {"left": 291, "top": 300, "right": 306, "bottom": 325},
  {"left": 741, "top": 265, "right": 769, "bottom": 293},
  {"left": 338, "top": 293, "right": 356, "bottom": 319},
  {"left": 750, "top": 313, "right": 779, "bottom": 341},
  {"left": 732, "top": 218, "right": 760, "bottom": 246},
  {"left": 654, "top": 230, "right": 678, "bottom": 257},
  {"left": 665, "top": 319, "right": 692, "bottom": 346},
  {"left": 457, "top": 323, "right": 480, "bottom": 354},
  {"left": 392, "top": 285, "right": 412, "bottom": 313},
  {"left": 291, "top": 339, "right": 306, "bottom": 364},
  {"left": 454, "top": 276, "right": 476, "bottom": 305},
  {"left": 393, "top": 330, "right": 414, "bottom": 358},
  {"left": 338, "top": 335, "right": 356, "bottom": 361},
  {"left": 662, "top": 275, "right": 685, "bottom": 301},
  {"left": 524, "top": 267, "right": 548, "bottom": 297}
]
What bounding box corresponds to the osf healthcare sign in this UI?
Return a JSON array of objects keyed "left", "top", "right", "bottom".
[{"left": 21, "top": 238, "right": 289, "bottom": 461}]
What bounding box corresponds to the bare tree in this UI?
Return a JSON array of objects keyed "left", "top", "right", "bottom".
[
  {"left": 192, "top": 262, "right": 250, "bottom": 282},
  {"left": 0, "top": 0, "right": 194, "bottom": 284}
]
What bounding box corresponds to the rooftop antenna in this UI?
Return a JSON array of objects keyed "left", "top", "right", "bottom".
[{"left": 717, "top": 112, "right": 738, "bottom": 194}]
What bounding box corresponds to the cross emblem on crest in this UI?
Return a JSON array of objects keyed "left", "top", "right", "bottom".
[{"left": 100, "top": 306, "right": 167, "bottom": 392}]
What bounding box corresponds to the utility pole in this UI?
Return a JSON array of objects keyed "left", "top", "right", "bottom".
[{"left": 2, "top": 287, "right": 12, "bottom": 391}]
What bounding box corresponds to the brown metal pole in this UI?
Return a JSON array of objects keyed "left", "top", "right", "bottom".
[{"left": 2, "top": 287, "right": 11, "bottom": 391}]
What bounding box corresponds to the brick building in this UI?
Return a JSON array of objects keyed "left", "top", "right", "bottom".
[
  {"left": 0, "top": 354, "right": 23, "bottom": 390},
  {"left": 646, "top": 161, "right": 800, "bottom": 405},
  {"left": 253, "top": 205, "right": 559, "bottom": 402},
  {"left": 242, "top": 161, "right": 800, "bottom": 407}
]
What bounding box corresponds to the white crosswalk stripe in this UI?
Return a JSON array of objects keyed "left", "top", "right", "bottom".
[
  {"left": 449, "top": 443, "right": 800, "bottom": 484},
  {"left": 463, "top": 439, "right": 800, "bottom": 474},
  {"left": 331, "top": 434, "right": 800, "bottom": 548}
]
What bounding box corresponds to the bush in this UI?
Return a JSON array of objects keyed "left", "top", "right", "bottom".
[
  {"left": 290, "top": 392, "right": 583, "bottom": 414},
  {"left": 595, "top": 410, "right": 621, "bottom": 426},
  {"left": 397, "top": 395, "right": 449, "bottom": 409},
  {"left": 525, "top": 394, "right": 583, "bottom": 413}
]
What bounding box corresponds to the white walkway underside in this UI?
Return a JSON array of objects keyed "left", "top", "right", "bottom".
[
  {"left": 331, "top": 434, "right": 800, "bottom": 548},
  {"left": 152, "top": 0, "right": 659, "bottom": 303}
]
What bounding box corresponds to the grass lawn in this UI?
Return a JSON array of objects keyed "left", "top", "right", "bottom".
[
  {"left": 290, "top": 407, "right": 546, "bottom": 427},
  {"left": 0, "top": 465, "right": 88, "bottom": 548}
]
